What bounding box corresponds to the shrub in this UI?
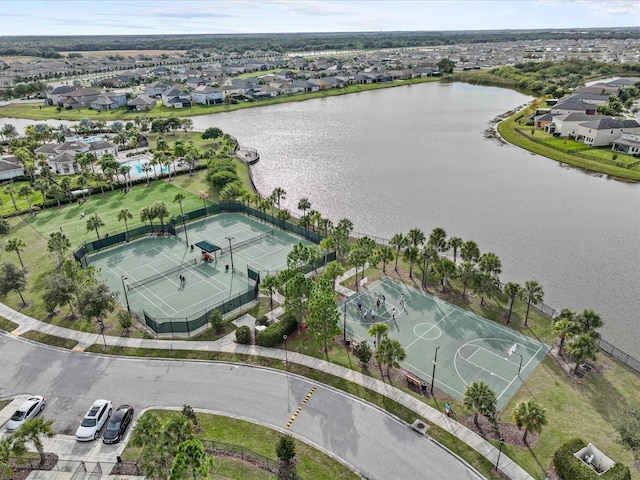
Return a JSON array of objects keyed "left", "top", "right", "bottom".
[
  {"left": 256, "top": 315, "right": 269, "bottom": 326},
  {"left": 208, "top": 309, "right": 225, "bottom": 333},
  {"left": 256, "top": 313, "right": 298, "bottom": 347},
  {"left": 235, "top": 325, "right": 252, "bottom": 344},
  {"left": 553, "top": 438, "right": 631, "bottom": 480}
]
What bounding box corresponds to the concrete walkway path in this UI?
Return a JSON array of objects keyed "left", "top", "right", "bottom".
[{"left": 0, "top": 267, "right": 535, "bottom": 480}]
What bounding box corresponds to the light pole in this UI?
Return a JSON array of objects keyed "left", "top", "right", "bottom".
[
  {"left": 283, "top": 334, "right": 288, "bottom": 366},
  {"left": 121, "top": 276, "right": 131, "bottom": 318},
  {"left": 343, "top": 302, "right": 347, "bottom": 342},
  {"left": 430, "top": 345, "right": 440, "bottom": 396},
  {"left": 513, "top": 351, "right": 524, "bottom": 376},
  {"left": 225, "top": 235, "right": 235, "bottom": 271},
  {"left": 495, "top": 438, "right": 505, "bottom": 471}
]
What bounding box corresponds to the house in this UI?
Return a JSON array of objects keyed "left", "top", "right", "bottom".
[
  {"left": 546, "top": 113, "right": 609, "bottom": 137},
  {"left": 127, "top": 94, "right": 156, "bottom": 111},
  {"left": 612, "top": 132, "right": 640, "bottom": 155},
  {"left": 90, "top": 93, "right": 127, "bottom": 111},
  {"left": 191, "top": 85, "right": 224, "bottom": 105},
  {"left": 550, "top": 98, "right": 598, "bottom": 115},
  {"left": 0, "top": 155, "right": 25, "bottom": 180},
  {"left": 145, "top": 81, "right": 172, "bottom": 97},
  {"left": 56, "top": 87, "right": 100, "bottom": 110},
  {"left": 161, "top": 86, "right": 191, "bottom": 108},
  {"left": 575, "top": 118, "right": 640, "bottom": 147},
  {"left": 45, "top": 85, "right": 76, "bottom": 106},
  {"left": 34, "top": 136, "right": 118, "bottom": 175}
]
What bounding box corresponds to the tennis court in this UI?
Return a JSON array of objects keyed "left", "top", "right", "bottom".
[
  {"left": 342, "top": 277, "right": 548, "bottom": 409},
  {"left": 89, "top": 213, "right": 317, "bottom": 328}
]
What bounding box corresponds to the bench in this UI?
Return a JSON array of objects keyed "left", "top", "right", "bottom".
[{"left": 406, "top": 373, "right": 426, "bottom": 392}]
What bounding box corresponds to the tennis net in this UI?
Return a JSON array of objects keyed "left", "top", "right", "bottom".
[
  {"left": 220, "top": 230, "right": 274, "bottom": 255},
  {"left": 127, "top": 258, "right": 197, "bottom": 291}
]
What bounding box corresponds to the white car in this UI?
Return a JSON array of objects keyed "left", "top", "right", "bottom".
[
  {"left": 5, "top": 396, "right": 46, "bottom": 432},
  {"left": 75, "top": 399, "right": 112, "bottom": 442}
]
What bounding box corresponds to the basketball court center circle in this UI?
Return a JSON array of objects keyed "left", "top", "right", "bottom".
[{"left": 412, "top": 322, "right": 442, "bottom": 341}]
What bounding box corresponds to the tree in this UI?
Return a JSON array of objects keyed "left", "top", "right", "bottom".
[
  {"left": 306, "top": 275, "right": 340, "bottom": 355},
  {"left": 433, "top": 256, "right": 456, "bottom": 292},
  {"left": 552, "top": 309, "right": 579, "bottom": 355},
  {"left": 503, "top": 282, "right": 520, "bottom": 324},
  {"left": 437, "top": 58, "right": 456, "bottom": 73},
  {"left": 5, "top": 237, "right": 26, "bottom": 269},
  {"left": 473, "top": 271, "right": 497, "bottom": 306},
  {"left": 42, "top": 273, "right": 77, "bottom": 317},
  {"left": 614, "top": 407, "right": 640, "bottom": 460},
  {"left": 151, "top": 201, "right": 170, "bottom": 228},
  {"left": 403, "top": 245, "right": 420, "bottom": 278},
  {"left": 14, "top": 417, "right": 55, "bottom": 467},
  {"left": 448, "top": 236, "right": 463, "bottom": 263},
  {"left": 353, "top": 340, "right": 373, "bottom": 366},
  {"left": 377, "top": 245, "right": 394, "bottom": 273},
  {"left": 201, "top": 127, "right": 223, "bottom": 140},
  {"left": 460, "top": 240, "right": 480, "bottom": 263},
  {"left": 406, "top": 228, "right": 425, "bottom": 248},
  {"left": 463, "top": 381, "right": 497, "bottom": 430},
  {"left": 0, "top": 261, "right": 28, "bottom": 306},
  {"left": 375, "top": 338, "right": 406, "bottom": 378},
  {"left": 520, "top": 280, "right": 544, "bottom": 326},
  {"left": 297, "top": 197, "right": 311, "bottom": 231},
  {"left": 197, "top": 190, "right": 209, "bottom": 214},
  {"left": 276, "top": 434, "right": 297, "bottom": 479},
  {"left": 208, "top": 309, "right": 224, "bottom": 333},
  {"left": 117, "top": 208, "right": 133, "bottom": 239},
  {"left": 78, "top": 281, "right": 118, "bottom": 326},
  {"left": 47, "top": 231, "right": 71, "bottom": 266},
  {"left": 368, "top": 322, "right": 389, "bottom": 347},
  {"left": 478, "top": 252, "right": 502, "bottom": 280},
  {"left": 457, "top": 261, "right": 477, "bottom": 298},
  {"left": 271, "top": 187, "right": 287, "bottom": 210},
  {"left": 169, "top": 439, "right": 213, "bottom": 480},
  {"left": 140, "top": 205, "right": 155, "bottom": 229},
  {"left": 0, "top": 435, "right": 27, "bottom": 480},
  {"left": 3, "top": 185, "right": 18, "bottom": 212},
  {"left": 260, "top": 275, "right": 279, "bottom": 312},
  {"left": 575, "top": 309, "right": 603, "bottom": 339},
  {"left": 513, "top": 400, "right": 547, "bottom": 444},
  {"left": 235, "top": 325, "right": 252, "bottom": 344},
  {"left": 428, "top": 227, "right": 448, "bottom": 253},
  {"left": 565, "top": 333, "right": 598, "bottom": 374},
  {"left": 116, "top": 310, "right": 132, "bottom": 335},
  {"left": 17, "top": 184, "right": 34, "bottom": 214},
  {"left": 0, "top": 219, "right": 9, "bottom": 236},
  {"left": 86, "top": 213, "right": 105, "bottom": 240}
]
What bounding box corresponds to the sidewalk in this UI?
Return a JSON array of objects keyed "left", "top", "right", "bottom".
[{"left": 0, "top": 267, "right": 535, "bottom": 480}]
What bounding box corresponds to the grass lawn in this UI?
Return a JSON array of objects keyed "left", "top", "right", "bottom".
[
  {"left": 121, "top": 410, "right": 359, "bottom": 480},
  {"left": 19, "top": 331, "right": 78, "bottom": 349},
  {"left": 498, "top": 108, "right": 640, "bottom": 182}
]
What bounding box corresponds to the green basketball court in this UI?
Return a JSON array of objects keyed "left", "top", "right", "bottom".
[{"left": 342, "top": 277, "right": 548, "bottom": 409}]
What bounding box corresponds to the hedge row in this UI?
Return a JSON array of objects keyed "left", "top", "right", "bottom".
[
  {"left": 256, "top": 313, "right": 298, "bottom": 348},
  {"left": 553, "top": 438, "right": 630, "bottom": 480}
]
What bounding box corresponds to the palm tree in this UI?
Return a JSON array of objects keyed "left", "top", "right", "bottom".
[
  {"left": 479, "top": 252, "right": 502, "bottom": 281},
  {"left": 152, "top": 201, "right": 170, "bottom": 229},
  {"left": 14, "top": 417, "right": 55, "bottom": 467},
  {"left": 140, "top": 205, "right": 154, "bottom": 229},
  {"left": 3, "top": 185, "right": 18, "bottom": 211},
  {"left": 502, "top": 282, "right": 520, "bottom": 324},
  {"left": 368, "top": 322, "right": 389, "bottom": 347},
  {"left": 197, "top": 190, "right": 209, "bottom": 216},
  {"left": 460, "top": 240, "right": 480, "bottom": 263},
  {"left": 473, "top": 271, "right": 497, "bottom": 306},
  {"left": 406, "top": 228, "right": 425, "bottom": 248},
  {"left": 173, "top": 193, "right": 188, "bottom": 244},
  {"left": 448, "top": 236, "right": 463, "bottom": 263},
  {"left": 403, "top": 245, "right": 420, "bottom": 278},
  {"left": 428, "top": 227, "right": 448, "bottom": 253},
  {"left": 576, "top": 309, "right": 604, "bottom": 339},
  {"left": 375, "top": 338, "right": 406, "bottom": 379},
  {"left": 458, "top": 261, "right": 477, "bottom": 298},
  {"left": 565, "top": 333, "right": 598, "bottom": 374},
  {"left": 117, "top": 208, "right": 133, "bottom": 240},
  {"left": 433, "top": 256, "right": 456, "bottom": 292},
  {"left": 5, "top": 237, "right": 26, "bottom": 269},
  {"left": 142, "top": 163, "right": 152, "bottom": 187},
  {"left": 260, "top": 275, "right": 279, "bottom": 311},
  {"left": 47, "top": 231, "right": 71, "bottom": 266},
  {"left": 271, "top": 187, "right": 287, "bottom": 210},
  {"left": 463, "top": 381, "right": 497, "bottom": 430},
  {"left": 86, "top": 213, "right": 105, "bottom": 240},
  {"left": 520, "top": 280, "right": 544, "bottom": 327},
  {"left": 377, "top": 245, "right": 395, "bottom": 273},
  {"left": 17, "top": 184, "right": 34, "bottom": 214},
  {"left": 513, "top": 400, "right": 547, "bottom": 444},
  {"left": 553, "top": 309, "right": 579, "bottom": 356}
]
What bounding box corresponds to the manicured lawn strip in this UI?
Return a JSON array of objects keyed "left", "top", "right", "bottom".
[
  {"left": 498, "top": 108, "right": 640, "bottom": 182},
  {"left": 0, "top": 317, "right": 18, "bottom": 331},
  {"left": 0, "top": 77, "right": 441, "bottom": 121},
  {"left": 19, "top": 331, "right": 78, "bottom": 349},
  {"left": 121, "top": 410, "right": 357, "bottom": 480}
]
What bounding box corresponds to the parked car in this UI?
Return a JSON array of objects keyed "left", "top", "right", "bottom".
[
  {"left": 75, "top": 399, "right": 112, "bottom": 442},
  {"left": 102, "top": 405, "right": 134, "bottom": 444},
  {"left": 4, "top": 396, "right": 46, "bottom": 432}
]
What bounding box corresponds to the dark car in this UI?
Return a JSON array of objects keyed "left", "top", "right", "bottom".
[{"left": 102, "top": 405, "right": 134, "bottom": 444}]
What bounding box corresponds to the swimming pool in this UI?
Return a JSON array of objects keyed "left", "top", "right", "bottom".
[{"left": 119, "top": 157, "right": 168, "bottom": 180}]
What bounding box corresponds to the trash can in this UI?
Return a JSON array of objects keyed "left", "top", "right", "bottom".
[
  {"left": 345, "top": 337, "right": 351, "bottom": 346},
  {"left": 225, "top": 264, "right": 229, "bottom": 272},
  {"left": 421, "top": 382, "right": 427, "bottom": 392}
]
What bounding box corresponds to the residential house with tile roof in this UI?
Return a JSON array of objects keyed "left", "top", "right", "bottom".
[{"left": 575, "top": 118, "right": 640, "bottom": 147}]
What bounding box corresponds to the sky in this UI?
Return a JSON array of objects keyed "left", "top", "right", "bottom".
[{"left": 0, "top": 0, "right": 639, "bottom": 37}]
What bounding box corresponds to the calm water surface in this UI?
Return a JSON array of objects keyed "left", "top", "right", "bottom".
[
  {"left": 189, "top": 83, "right": 640, "bottom": 356},
  {"left": 2, "top": 83, "right": 639, "bottom": 355}
]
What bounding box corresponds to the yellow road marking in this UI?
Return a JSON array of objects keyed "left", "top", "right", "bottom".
[{"left": 285, "top": 386, "right": 318, "bottom": 428}]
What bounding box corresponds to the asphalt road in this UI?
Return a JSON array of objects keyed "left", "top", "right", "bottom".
[{"left": 0, "top": 333, "right": 484, "bottom": 480}]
